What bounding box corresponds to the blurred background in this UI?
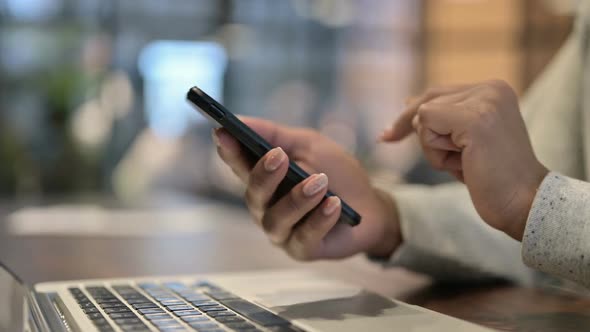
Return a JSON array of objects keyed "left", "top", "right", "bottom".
[{"left": 0, "top": 0, "right": 575, "bottom": 205}]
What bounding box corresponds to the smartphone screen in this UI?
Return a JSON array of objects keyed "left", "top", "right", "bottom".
[{"left": 187, "top": 86, "right": 361, "bottom": 226}]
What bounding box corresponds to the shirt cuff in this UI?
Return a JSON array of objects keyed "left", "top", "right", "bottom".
[{"left": 522, "top": 172, "right": 590, "bottom": 286}]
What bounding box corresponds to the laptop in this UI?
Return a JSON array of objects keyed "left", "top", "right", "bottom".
[{"left": 1, "top": 261, "right": 494, "bottom": 332}]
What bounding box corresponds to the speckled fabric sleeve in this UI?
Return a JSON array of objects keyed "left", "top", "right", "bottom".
[{"left": 522, "top": 172, "right": 590, "bottom": 287}]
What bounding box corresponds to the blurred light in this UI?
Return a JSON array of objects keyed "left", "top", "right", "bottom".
[
  {"left": 292, "top": 0, "right": 356, "bottom": 27},
  {"left": 214, "top": 24, "right": 257, "bottom": 61},
  {"left": 100, "top": 71, "right": 134, "bottom": 119},
  {"left": 138, "top": 40, "right": 227, "bottom": 139},
  {"left": 112, "top": 129, "right": 181, "bottom": 202},
  {"left": 6, "top": 0, "right": 62, "bottom": 21},
  {"left": 320, "top": 122, "right": 357, "bottom": 152},
  {"left": 0, "top": 30, "right": 53, "bottom": 74},
  {"left": 72, "top": 100, "right": 113, "bottom": 149},
  {"left": 264, "top": 80, "right": 317, "bottom": 126}
]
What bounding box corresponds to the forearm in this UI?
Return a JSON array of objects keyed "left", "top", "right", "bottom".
[{"left": 380, "top": 182, "right": 536, "bottom": 284}]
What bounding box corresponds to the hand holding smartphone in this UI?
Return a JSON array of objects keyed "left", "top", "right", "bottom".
[{"left": 187, "top": 86, "right": 361, "bottom": 226}]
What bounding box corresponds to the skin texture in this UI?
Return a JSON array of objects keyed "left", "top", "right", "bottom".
[
  {"left": 381, "top": 80, "right": 549, "bottom": 240},
  {"left": 213, "top": 118, "right": 401, "bottom": 261}
]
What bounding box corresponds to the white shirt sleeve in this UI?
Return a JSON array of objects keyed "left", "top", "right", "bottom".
[{"left": 376, "top": 183, "right": 536, "bottom": 284}]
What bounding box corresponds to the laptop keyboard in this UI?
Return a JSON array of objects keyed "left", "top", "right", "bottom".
[{"left": 69, "top": 281, "right": 304, "bottom": 332}]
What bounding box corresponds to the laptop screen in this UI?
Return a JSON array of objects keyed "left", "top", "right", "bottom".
[{"left": 0, "top": 262, "right": 26, "bottom": 332}]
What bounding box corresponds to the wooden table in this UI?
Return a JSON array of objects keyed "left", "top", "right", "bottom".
[{"left": 1, "top": 199, "right": 589, "bottom": 332}]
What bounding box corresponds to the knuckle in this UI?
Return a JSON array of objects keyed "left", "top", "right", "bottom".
[
  {"left": 416, "top": 102, "right": 430, "bottom": 117},
  {"left": 471, "top": 104, "right": 498, "bottom": 135},
  {"left": 261, "top": 214, "right": 286, "bottom": 245},
  {"left": 248, "top": 206, "right": 263, "bottom": 224},
  {"left": 244, "top": 188, "right": 259, "bottom": 210},
  {"left": 487, "top": 79, "right": 510, "bottom": 90},
  {"left": 485, "top": 80, "right": 516, "bottom": 100},
  {"left": 261, "top": 216, "right": 275, "bottom": 236},
  {"left": 293, "top": 227, "right": 314, "bottom": 246},
  {"left": 288, "top": 245, "right": 313, "bottom": 262},
  {"left": 247, "top": 171, "right": 266, "bottom": 192},
  {"left": 287, "top": 231, "right": 315, "bottom": 262}
]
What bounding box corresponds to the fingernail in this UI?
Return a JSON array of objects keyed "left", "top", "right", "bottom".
[
  {"left": 323, "top": 196, "right": 341, "bottom": 216},
  {"left": 212, "top": 128, "right": 221, "bottom": 147},
  {"left": 303, "top": 173, "right": 328, "bottom": 197},
  {"left": 264, "top": 147, "right": 286, "bottom": 172}
]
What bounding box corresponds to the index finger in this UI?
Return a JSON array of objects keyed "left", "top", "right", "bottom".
[{"left": 380, "top": 83, "right": 475, "bottom": 142}]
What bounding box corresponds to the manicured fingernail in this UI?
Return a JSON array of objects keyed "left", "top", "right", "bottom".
[
  {"left": 303, "top": 173, "right": 328, "bottom": 197},
  {"left": 264, "top": 147, "right": 286, "bottom": 172},
  {"left": 323, "top": 196, "right": 341, "bottom": 216}
]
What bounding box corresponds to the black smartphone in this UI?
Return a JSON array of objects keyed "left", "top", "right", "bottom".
[{"left": 187, "top": 86, "right": 361, "bottom": 226}]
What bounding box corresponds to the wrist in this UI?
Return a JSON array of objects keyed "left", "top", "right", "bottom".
[
  {"left": 366, "top": 188, "right": 402, "bottom": 258},
  {"left": 507, "top": 162, "right": 549, "bottom": 241}
]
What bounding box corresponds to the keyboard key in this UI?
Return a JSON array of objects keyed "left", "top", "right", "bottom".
[
  {"left": 87, "top": 313, "right": 105, "bottom": 320},
  {"left": 96, "top": 298, "right": 121, "bottom": 304},
  {"left": 160, "top": 300, "right": 185, "bottom": 306},
  {"left": 174, "top": 310, "right": 201, "bottom": 317},
  {"left": 191, "top": 301, "right": 217, "bottom": 307},
  {"left": 188, "top": 322, "right": 219, "bottom": 329},
  {"left": 150, "top": 318, "right": 178, "bottom": 324},
  {"left": 163, "top": 282, "right": 187, "bottom": 288},
  {"left": 79, "top": 302, "right": 96, "bottom": 308},
  {"left": 215, "top": 316, "right": 245, "bottom": 323},
  {"left": 92, "top": 318, "right": 110, "bottom": 326},
  {"left": 166, "top": 305, "right": 193, "bottom": 311},
  {"left": 119, "top": 324, "right": 150, "bottom": 331},
  {"left": 104, "top": 307, "right": 133, "bottom": 314},
  {"left": 109, "top": 312, "right": 137, "bottom": 319},
  {"left": 138, "top": 282, "right": 159, "bottom": 288},
  {"left": 152, "top": 320, "right": 182, "bottom": 328},
  {"left": 145, "top": 313, "right": 172, "bottom": 320},
  {"left": 132, "top": 303, "right": 159, "bottom": 309},
  {"left": 138, "top": 308, "right": 166, "bottom": 315},
  {"left": 74, "top": 296, "right": 91, "bottom": 303},
  {"left": 124, "top": 298, "right": 149, "bottom": 304},
  {"left": 83, "top": 307, "right": 100, "bottom": 314},
  {"left": 154, "top": 297, "right": 178, "bottom": 302},
  {"left": 207, "top": 311, "right": 235, "bottom": 318},
  {"left": 200, "top": 306, "right": 226, "bottom": 312},
  {"left": 99, "top": 303, "right": 127, "bottom": 309},
  {"left": 113, "top": 318, "right": 143, "bottom": 325},
  {"left": 180, "top": 315, "right": 210, "bottom": 323},
  {"left": 183, "top": 295, "right": 210, "bottom": 301},
  {"left": 158, "top": 327, "right": 188, "bottom": 332}
]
